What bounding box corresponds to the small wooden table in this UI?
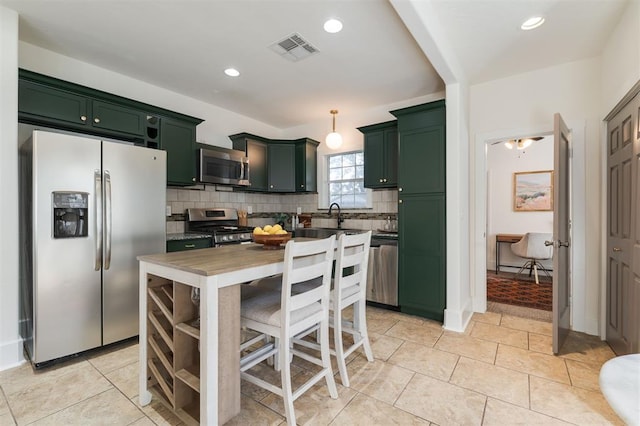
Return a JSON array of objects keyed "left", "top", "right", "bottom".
[{"left": 495, "top": 234, "right": 523, "bottom": 273}]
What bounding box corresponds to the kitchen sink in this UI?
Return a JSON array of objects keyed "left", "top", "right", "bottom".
[{"left": 292, "top": 227, "right": 364, "bottom": 239}]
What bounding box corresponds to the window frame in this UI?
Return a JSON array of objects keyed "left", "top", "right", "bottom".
[{"left": 318, "top": 150, "right": 372, "bottom": 210}]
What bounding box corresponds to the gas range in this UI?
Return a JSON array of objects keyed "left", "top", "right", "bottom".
[{"left": 185, "top": 208, "right": 253, "bottom": 246}]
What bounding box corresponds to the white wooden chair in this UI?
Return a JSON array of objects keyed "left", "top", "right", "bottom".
[
  {"left": 294, "top": 231, "right": 374, "bottom": 387},
  {"left": 239, "top": 236, "right": 338, "bottom": 426}
]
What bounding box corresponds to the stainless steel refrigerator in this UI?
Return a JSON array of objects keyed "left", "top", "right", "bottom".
[{"left": 19, "top": 130, "right": 166, "bottom": 366}]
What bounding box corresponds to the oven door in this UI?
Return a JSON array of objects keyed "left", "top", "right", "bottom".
[{"left": 199, "top": 148, "right": 250, "bottom": 186}]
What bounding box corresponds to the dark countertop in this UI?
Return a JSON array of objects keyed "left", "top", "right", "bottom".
[{"left": 166, "top": 232, "right": 212, "bottom": 241}]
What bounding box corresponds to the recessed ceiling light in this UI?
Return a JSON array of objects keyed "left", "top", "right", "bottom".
[
  {"left": 224, "top": 68, "right": 240, "bottom": 77},
  {"left": 323, "top": 18, "right": 343, "bottom": 34},
  {"left": 521, "top": 16, "right": 545, "bottom": 30}
]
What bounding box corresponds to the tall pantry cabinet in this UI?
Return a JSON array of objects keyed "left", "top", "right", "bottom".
[{"left": 391, "top": 100, "right": 446, "bottom": 322}]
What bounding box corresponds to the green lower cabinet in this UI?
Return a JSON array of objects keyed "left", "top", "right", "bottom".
[
  {"left": 398, "top": 193, "right": 446, "bottom": 321},
  {"left": 166, "top": 237, "right": 212, "bottom": 252},
  {"left": 160, "top": 118, "right": 197, "bottom": 186}
]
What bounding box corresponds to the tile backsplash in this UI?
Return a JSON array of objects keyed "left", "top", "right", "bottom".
[{"left": 166, "top": 186, "right": 397, "bottom": 234}]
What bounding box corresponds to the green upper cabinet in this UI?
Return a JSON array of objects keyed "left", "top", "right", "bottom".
[
  {"left": 268, "top": 143, "right": 295, "bottom": 192},
  {"left": 294, "top": 138, "right": 319, "bottom": 192},
  {"left": 391, "top": 100, "right": 446, "bottom": 322},
  {"left": 18, "top": 69, "right": 203, "bottom": 186},
  {"left": 357, "top": 120, "right": 398, "bottom": 188},
  {"left": 19, "top": 79, "right": 145, "bottom": 140},
  {"left": 230, "top": 133, "right": 317, "bottom": 193},
  {"left": 393, "top": 101, "right": 446, "bottom": 195},
  {"left": 91, "top": 100, "right": 146, "bottom": 137},
  {"left": 160, "top": 118, "right": 197, "bottom": 186},
  {"left": 19, "top": 80, "right": 89, "bottom": 128},
  {"left": 230, "top": 133, "right": 269, "bottom": 192}
]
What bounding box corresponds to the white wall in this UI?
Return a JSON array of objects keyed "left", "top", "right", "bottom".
[
  {"left": 470, "top": 57, "right": 602, "bottom": 335},
  {"left": 601, "top": 0, "right": 640, "bottom": 115},
  {"left": 487, "top": 137, "right": 554, "bottom": 271},
  {"left": 0, "top": 6, "right": 21, "bottom": 370}
]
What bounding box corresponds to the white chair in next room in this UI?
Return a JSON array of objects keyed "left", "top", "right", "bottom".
[{"left": 510, "top": 232, "right": 553, "bottom": 284}]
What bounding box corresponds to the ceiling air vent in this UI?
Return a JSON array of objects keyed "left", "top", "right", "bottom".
[{"left": 269, "top": 33, "right": 319, "bottom": 62}]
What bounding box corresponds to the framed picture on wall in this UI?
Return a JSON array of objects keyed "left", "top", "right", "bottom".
[{"left": 513, "top": 170, "right": 553, "bottom": 211}]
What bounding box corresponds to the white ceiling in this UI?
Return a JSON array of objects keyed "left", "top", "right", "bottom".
[{"left": 0, "top": 0, "right": 629, "bottom": 129}]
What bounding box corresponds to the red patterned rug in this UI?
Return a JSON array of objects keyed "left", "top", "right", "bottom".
[{"left": 487, "top": 271, "right": 552, "bottom": 311}]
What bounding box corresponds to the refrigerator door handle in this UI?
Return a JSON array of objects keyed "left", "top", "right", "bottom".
[
  {"left": 94, "top": 170, "right": 102, "bottom": 271},
  {"left": 104, "top": 170, "right": 112, "bottom": 270}
]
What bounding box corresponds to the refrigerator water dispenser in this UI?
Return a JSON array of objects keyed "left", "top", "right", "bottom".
[{"left": 52, "top": 191, "right": 88, "bottom": 238}]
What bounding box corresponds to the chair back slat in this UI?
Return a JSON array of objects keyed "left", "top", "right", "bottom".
[
  {"left": 334, "top": 232, "right": 371, "bottom": 301},
  {"left": 280, "top": 235, "right": 336, "bottom": 326}
]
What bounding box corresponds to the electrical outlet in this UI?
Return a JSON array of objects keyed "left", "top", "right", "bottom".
[
  {"left": 296, "top": 207, "right": 302, "bottom": 215},
  {"left": 166, "top": 205, "right": 172, "bottom": 217},
  {"left": 247, "top": 206, "right": 253, "bottom": 214}
]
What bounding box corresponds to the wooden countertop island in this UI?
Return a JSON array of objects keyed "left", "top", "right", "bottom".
[{"left": 138, "top": 243, "right": 290, "bottom": 425}]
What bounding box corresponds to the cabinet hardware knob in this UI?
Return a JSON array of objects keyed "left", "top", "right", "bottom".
[
  {"left": 192, "top": 177, "right": 196, "bottom": 182},
  {"left": 270, "top": 185, "right": 274, "bottom": 188},
  {"left": 80, "top": 115, "right": 87, "bottom": 122},
  {"left": 383, "top": 178, "right": 387, "bottom": 182},
  {"left": 379, "top": 178, "right": 383, "bottom": 183},
  {"left": 399, "top": 187, "right": 403, "bottom": 192},
  {"left": 94, "top": 117, "right": 101, "bottom": 123},
  {"left": 399, "top": 199, "right": 403, "bottom": 204},
  {"left": 613, "top": 247, "right": 622, "bottom": 252},
  {"left": 300, "top": 184, "right": 304, "bottom": 188},
  {"left": 184, "top": 244, "right": 195, "bottom": 248}
]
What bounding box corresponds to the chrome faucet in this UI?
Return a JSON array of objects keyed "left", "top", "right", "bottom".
[{"left": 328, "top": 202, "right": 344, "bottom": 229}]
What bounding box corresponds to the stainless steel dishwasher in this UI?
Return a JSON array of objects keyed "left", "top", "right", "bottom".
[{"left": 366, "top": 235, "right": 398, "bottom": 306}]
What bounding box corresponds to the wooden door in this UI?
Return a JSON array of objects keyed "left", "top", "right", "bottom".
[
  {"left": 552, "top": 113, "right": 571, "bottom": 354},
  {"left": 606, "top": 94, "right": 638, "bottom": 355}
]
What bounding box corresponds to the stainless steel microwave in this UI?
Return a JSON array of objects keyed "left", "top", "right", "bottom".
[{"left": 198, "top": 147, "right": 250, "bottom": 186}]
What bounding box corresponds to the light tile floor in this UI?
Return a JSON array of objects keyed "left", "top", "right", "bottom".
[{"left": 0, "top": 307, "right": 623, "bottom": 425}]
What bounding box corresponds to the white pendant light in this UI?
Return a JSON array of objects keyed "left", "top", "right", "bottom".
[{"left": 325, "top": 109, "right": 343, "bottom": 149}]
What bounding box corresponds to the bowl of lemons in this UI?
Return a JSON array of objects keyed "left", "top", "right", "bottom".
[{"left": 252, "top": 224, "right": 292, "bottom": 249}]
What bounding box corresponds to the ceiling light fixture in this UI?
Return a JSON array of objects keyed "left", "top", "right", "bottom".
[
  {"left": 323, "top": 18, "right": 343, "bottom": 33},
  {"left": 325, "top": 110, "right": 343, "bottom": 149},
  {"left": 504, "top": 137, "right": 543, "bottom": 150},
  {"left": 521, "top": 16, "right": 545, "bottom": 30},
  {"left": 224, "top": 68, "right": 240, "bottom": 77}
]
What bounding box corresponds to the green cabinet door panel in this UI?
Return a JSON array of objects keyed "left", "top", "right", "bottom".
[
  {"left": 268, "top": 144, "right": 295, "bottom": 192},
  {"left": 91, "top": 100, "right": 145, "bottom": 137},
  {"left": 295, "top": 139, "right": 319, "bottom": 192},
  {"left": 383, "top": 127, "right": 398, "bottom": 187},
  {"left": 19, "top": 80, "right": 89, "bottom": 128},
  {"left": 358, "top": 120, "right": 397, "bottom": 189},
  {"left": 398, "top": 125, "right": 445, "bottom": 194},
  {"left": 247, "top": 139, "right": 268, "bottom": 191},
  {"left": 363, "top": 130, "right": 385, "bottom": 187},
  {"left": 398, "top": 194, "right": 446, "bottom": 321},
  {"left": 160, "top": 118, "right": 197, "bottom": 186}
]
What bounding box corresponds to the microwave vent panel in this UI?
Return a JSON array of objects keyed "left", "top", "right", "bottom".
[{"left": 269, "top": 33, "right": 319, "bottom": 62}]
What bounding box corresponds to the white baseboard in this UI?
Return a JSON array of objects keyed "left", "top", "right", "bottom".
[
  {"left": 0, "top": 337, "right": 26, "bottom": 372},
  {"left": 443, "top": 301, "right": 474, "bottom": 332}
]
